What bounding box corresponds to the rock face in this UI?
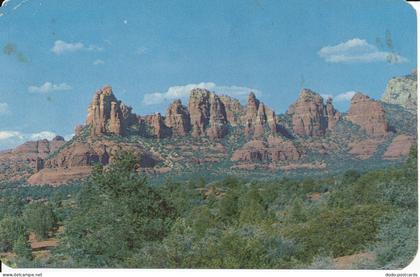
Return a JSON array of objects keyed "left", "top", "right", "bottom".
[
  {"left": 244, "top": 92, "right": 278, "bottom": 137},
  {"left": 143, "top": 113, "right": 172, "bottom": 138},
  {"left": 0, "top": 137, "right": 67, "bottom": 180},
  {"left": 28, "top": 167, "right": 93, "bottom": 186},
  {"left": 325, "top": 98, "right": 340, "bottom": 130},
  {"left": 382, "top": 70, "right": 417, "bottom": 113},
  {"left": 219, "top": 96, "right": 244, "bottom": 127},
  {"left": 165, "top": 100, "right": 191, "bottom": 136},
  {"left": 45, "top": 140, "right": 159, "bottom": 169},
  {"left": 188, "top": 89, "right": 228, "bottom": 139},
  {"left": 13, "top": 136, "right": 66, "bottom": 159},
  {"left": 348, "top": 139, "right": 383, "bottom": 160},
  {"left": 231, "top": 135, "right": 300, "bottom": 162},
  {"left": 86, "top": 86, "right": 137, "bottom": 136},
  {"left": 383, "top": 135, "right": 416, "bottom": 160},
  {"left": 346, "top": 93, "right": 389, "bottom": 137},
  {"left": 287, "top": 89, "right": 339, "bottom": 137}
]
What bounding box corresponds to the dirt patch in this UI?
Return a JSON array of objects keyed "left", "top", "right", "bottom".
[{"left": 334, "top": 252, "right": 376, "bottom": 269}]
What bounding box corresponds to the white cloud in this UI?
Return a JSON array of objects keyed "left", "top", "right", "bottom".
[
  {"left": 0, "top": 103, "right": 9, "bottom": 115},
  {"left": 93, "top": 59, "right": 105, "bottom": 65},
  {"left": 320, "top": 91, "right": 357, "bottom": 104},
  {"left": 30, "top": 131, "right": 57, "bottom": 141},
  {"left": 321, "top": 94, "right": 333, "bottom": 100},
  {"left": 0, "top": 131, "right": 23, "bottom": 140},
  {"left": 51, "top": 40, "right": 84, "bottom": 54},
  {"left": 142, "top": 82, "right": 261, "bottom": 105},
  {"left": 51, "top": 40, "right": 103, "bottom": 55},
  {"left": 28, "top": 82, "right": 72, "bottom": 94},
  {"left": 334, "top": 91, "right": 357, "bottom": 102},
  {"left": 318, "top": 38, "right": 408, "bottom": 64}
]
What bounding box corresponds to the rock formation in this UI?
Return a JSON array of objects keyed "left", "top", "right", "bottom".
[
  {"left": 382, "top": 70, "right": 417, "bottom": 113},
  {"left": 244, "top": 92, "right": 278, "bottom": 137},
  {"left": 188, "top": 88, "right": 228, "bottom": 139},
  {"left": 231, "top": 135, "right": 300, "bottom": 162},
  {"left": 219, "top": 95, "right": 244, "bottom": 127},
  {"left": 143, "top": 113, "right": 172, "bottom": 138},
  {"left": 287, "top": 89, "right": 339, "bottom": 137},
  {"left": 1, "top": 82, "right": 415, "bottom": 186},
  {"left": 348, "top": 139, "right": 383, "bottom": 160},
  {"left": 165, "top": 100, "right": 191, "bottom": 136},
  {"left": 13, "top": 136, "right": 65, "bottom": 159},
  {"left": 86, "top": 86, "right": 137, "bottom": 137},
  {"left": 346, "top": 93, "right": 389, "bottom": 137},
  {"left": 325, "top": 98, "right": 340, "bottom": 130},
  {"left": 383, "top": 135, "right": 416, "bottom": 160}
]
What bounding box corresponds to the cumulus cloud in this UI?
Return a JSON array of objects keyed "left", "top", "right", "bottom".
[
  {"left": 0, "top": 103, "right": 9, "bottom": 115},
  {"left": 0, "top": 131, "right": 23, "bottom": 140},
  {"left": 318, "top": 38, "right": 407, "bottom": 64},
  {"left": 51, "top": 40, "right": 103, "bottom": 55},
  {"left": 142, "top": 82, "right": 261, "bottom": 105},
  {"left": 29, "top": 131, "right": 57, "bottom": 140},
  {"left": 93, "top": 59, "right": 105, "bottom": 65},
  {"left": 28, "top": 82, "right": 72, "bottom": 94},
  {"left": 334, "top": 91, "right": 357, "bottom": 102},
  {"left": 320, "top": 94, "right": 333, "bottom": 100},
  {"left": 321, "top": 91, "right": 357, "bottom": 103}
]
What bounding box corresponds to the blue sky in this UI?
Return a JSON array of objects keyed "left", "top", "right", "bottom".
[{"left": 0, "top": 0, "right": 416, "bottom": 149}]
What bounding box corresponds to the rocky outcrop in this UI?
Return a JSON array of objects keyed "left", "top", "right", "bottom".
[
  {"left": 143, "top": 113, "right": 172, "bottom": 139},
  {"left": 382, "top": 70, "right": 417, "bottom": 113},
  {"left": 219, "top": 96, "right": 244, "bottom": 127},
  {"left": 86, "top": 86, "right": 137, "bottom": 137},
  {"left": 325, "top": 98, "right": 340, "bottom": 130},
  {"left": 45, "top": 140, "right": 160, "bottom": 169},
  {"left": 165, "top": 100, "right": 191, "bottom": 136},
  {"left": 383, "top": 135, "right": 416, "bottom": 160},
  {"left": 28, "top": 166, "right": 93, "bottom": 185},
  {"left": 348, "top": 139, "right": 383, "bottom": 160},
  {"left": 231, "top": 135, "right": 300, "bottom": 162},
  {"left": 189, "top": 89, "right": 212, "bottom": 137},
  {"left": 346, "top": 93, "right": 389, "bottom": 137},
  {"left": 188, "top": 89, "right": 228, "bottom": 139},
  {"left": 287, "top": 89, "right": 339, "bottom": 137},
  {"left": 13, "top": 136, "right": 65, "bottom": 159},
  {"left": 244, "top": 92, "right": 278, "bottom": 137}
]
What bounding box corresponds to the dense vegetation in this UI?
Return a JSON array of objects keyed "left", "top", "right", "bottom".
[{"left": 0, "top": 147, "right": 417, "bottom": 269}]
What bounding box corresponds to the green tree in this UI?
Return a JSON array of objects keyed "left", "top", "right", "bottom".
[
  {"left": 0, "top": 216, "right": 27, "bottom": 252},
  {"left": 287, "top": 198, "right": 308, "bottom": 223},
  {"left": 23, "top": 202, "right": 57, "bottom": 240},
  {"left": 238, "top": 187, "right": 266, "bottom": 225},
  {"left": 60, "top": 152, "right": 176, "bottom": 267},
  {"left": 13, "top": 235, "right": 32, "bottom": 260},
  {"left": 218, "top": 190, "right": 239, "bottom": 224},
  {"left": 191, "top": 206, "right": 214, "bottom": 237}
]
